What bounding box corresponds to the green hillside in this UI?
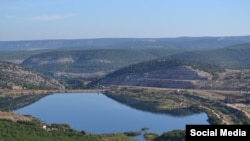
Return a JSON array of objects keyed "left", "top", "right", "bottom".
[
  {"left": 171, "top": 43, "right": 250, "bottom": 69},
  {"left": 106, "top": 58, "right": 224, "bottom": 78},
  {"left": 88, "top": 58, "right": 224, "bottom": 89},
  {"left": 0, "top": 119, "right": 136, "bottom": 141},
  {"left": 21, "top": 48, "right": 180, "bottom": 88},
  {"left": 15, "top": 42, "right": 250, "bottom": 89},
  {"left": 21, "top": 48, "right": 179, "bottom": 76}
]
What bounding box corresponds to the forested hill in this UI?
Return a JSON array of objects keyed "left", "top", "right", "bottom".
[
  {"left": 21, "top": 48, "right": 179, "bottom": 75},
  {"left": 20, "top": 48, "right": 181, "bottom": 89},
  {"left": 1, "top": 35, "right": 250, "bottom": 51},
  {"left": 170, "top": 43, "right": 250, "bottom": 69},
  {"left": 0, "top": 61, "right": 65, "bottom": 90},
  {"left": 106, "top": 58, "right": 224, "bottom": 78}
]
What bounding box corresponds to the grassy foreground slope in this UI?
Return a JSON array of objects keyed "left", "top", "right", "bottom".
[{"left": 0, "top": 119, "right": 136, "bottom": 141}]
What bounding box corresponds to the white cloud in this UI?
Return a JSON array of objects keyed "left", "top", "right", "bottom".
[
  {"left": 32, "top": 15, "right": 63, "bottom": 21},
  {"left": 6, "top": 5, "right": 26, "bottom": 11},
  {"left": 5, "top": 15, "right": 18, "bottom": 20},
  {"left": 4, "top": 14, "right": 75, "bottom": 21}
]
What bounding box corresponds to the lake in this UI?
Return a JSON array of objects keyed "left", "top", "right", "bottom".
[{"left": 14, "top": 93, "right": 208, "bottom": 138}]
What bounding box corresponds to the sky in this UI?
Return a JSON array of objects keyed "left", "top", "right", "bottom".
[{"left": 0, "top": 0, "right": 250, "bottom": 41}]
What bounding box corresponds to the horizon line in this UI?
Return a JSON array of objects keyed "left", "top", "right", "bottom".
[{"left": 1, "top": 34, "right": 250, "bottom": 42}]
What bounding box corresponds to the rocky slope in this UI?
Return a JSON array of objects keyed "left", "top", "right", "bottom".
[
  {"left": 96, "top": 66, "right": 211, "bottom": 89},
  {"left": 0, "top": 61, "right": 65, "bottom": 90},
  {"left": 88, "top": 58, "right": 223, "bottom": 89}
]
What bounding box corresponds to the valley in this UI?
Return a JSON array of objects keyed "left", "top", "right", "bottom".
[{"left": 0, "top": 36, "right": 250, "bottom": 141}]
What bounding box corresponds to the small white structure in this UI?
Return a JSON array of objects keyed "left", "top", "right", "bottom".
[
  {"left": 42, "top": 125, "right": 47, "bottom": 130},
  {"left": 12, "top": 85, "right": 23, "bottom": 90}
]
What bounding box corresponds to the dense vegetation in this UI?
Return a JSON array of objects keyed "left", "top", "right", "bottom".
[
  {"left": 105, "top": 58, "right": 224, "bottom": 78},
  {"left": 0, "top": 119, "right": 102, "bottom": 141},
  {"left": 171, "top": 43, "right": 250, "bottom": 69},
  {"left": 21, "top": 49, "right": 179, "bottom": 74},
  {"left": 20, "top": 43, "right": 250, "bottom": 77},
  {"left": 0, "top": 118, "right": 186, "bottom": 141},
  {"left": 88, "top": 58, "right": 225, "bottom": 89},
  {"left": 154, "top": 130, "right": 185, "bottom": 141},
  {"left": 20, "top": 48, "right": 180, "bottom": 89},
  {"left": 0, "top": 111, "right": 136, "bottom": 141}
]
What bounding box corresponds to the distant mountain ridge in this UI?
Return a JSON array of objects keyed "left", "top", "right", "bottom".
[{"left": 1, "top": 35, "right": 250, "bottom": 51}]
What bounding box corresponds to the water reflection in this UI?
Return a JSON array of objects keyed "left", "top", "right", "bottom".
[{"left": 15, "top": 93, "right": 209, "bottom": 136}]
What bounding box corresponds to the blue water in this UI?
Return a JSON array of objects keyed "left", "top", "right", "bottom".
[{"left": 14, "top": 93, "right": 208, "bottom": 138}]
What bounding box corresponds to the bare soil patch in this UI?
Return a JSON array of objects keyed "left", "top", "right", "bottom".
[{"left": 0, "top": 111, "right": 32, "bottom": 122}]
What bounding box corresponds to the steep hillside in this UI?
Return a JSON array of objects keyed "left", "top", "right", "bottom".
[
  {"left": 171, "top": 43, "right": 250, "bottom": 69},
  {"left": 0, "top": 61, "right": 64, "bottom": 90},
  {"left": 91, "top": 57, "right": 250, "bottom": 90},
  {"left": 88, "top": 58, "right": 225, "bottom": 89}
]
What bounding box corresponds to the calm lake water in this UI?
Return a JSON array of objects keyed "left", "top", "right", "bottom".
[{"left": 15, "top": 93, "right": 208, "bottom": 135}]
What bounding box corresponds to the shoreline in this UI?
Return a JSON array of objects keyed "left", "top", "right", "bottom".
[
  {"left": 1, "top": 86, "right": 250, "bottom": 125},
  {"left": 0, "top": 89, "right": 107, "bottom": 97}
]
